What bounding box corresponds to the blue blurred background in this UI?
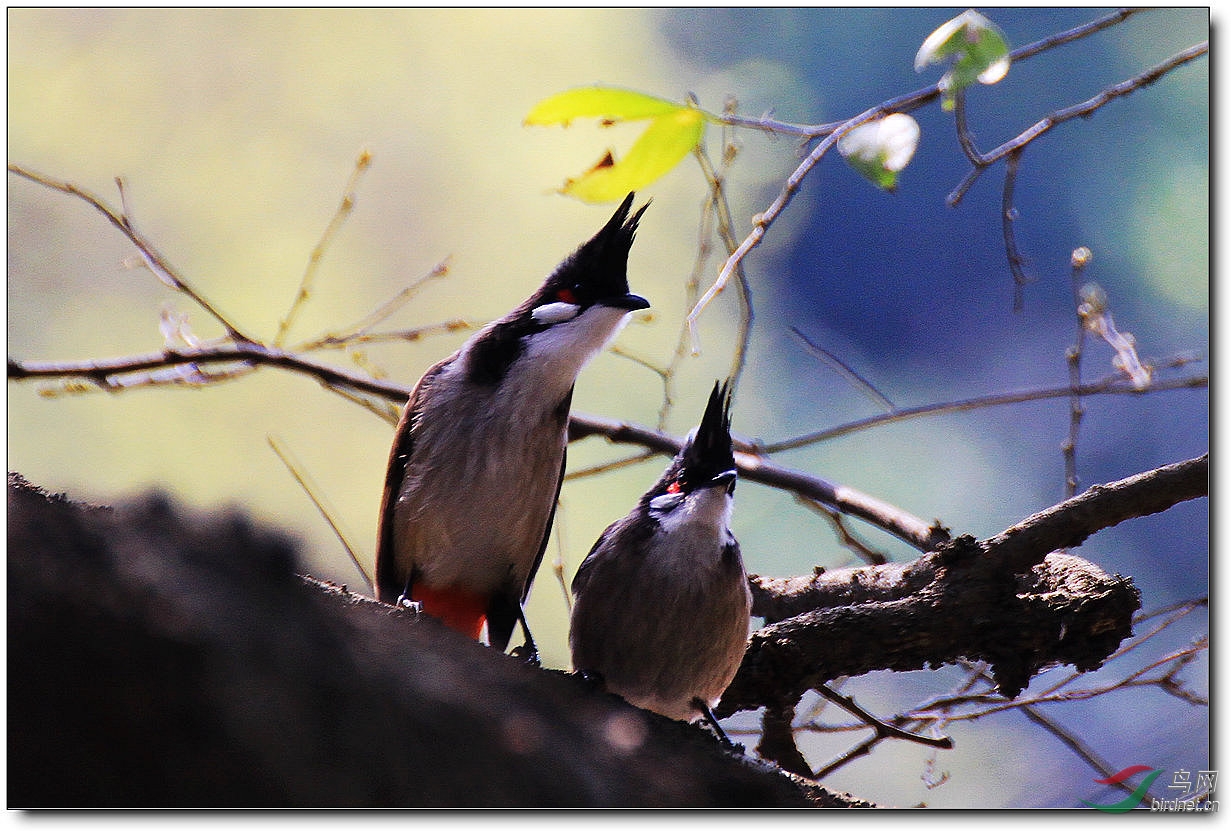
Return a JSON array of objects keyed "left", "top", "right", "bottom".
[{"left": 8, "top": 8, "right": 1208, "bottom": 807}]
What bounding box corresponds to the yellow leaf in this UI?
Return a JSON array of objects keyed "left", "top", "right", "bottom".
[
  {"left": 524, "top": 86, "right": 684, "bottom": 126},
  {"left": 560, "top": 107, "right": 705, "bottom": 203}
]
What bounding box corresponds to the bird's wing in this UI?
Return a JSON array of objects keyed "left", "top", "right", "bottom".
[
  {"left": 374, "top": 357, "right": 451, "bottom": 603},
  {"left": 519, "top": 384, "right": 574, "bottom": 605}
]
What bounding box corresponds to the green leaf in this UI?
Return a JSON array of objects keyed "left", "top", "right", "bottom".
[
  {"left": 837, "top": 114, "right": 921, "bottom": 191},
  {"left": 526, "top": 86, "right": 710, "bottom": 203},
  {"left": 915, "top": 10, "right": 1011, "bottom": 110},
  {"left": 561, "top": 107, "right": 705, "bottom": 203},
  {"left": 524, "top": 86, "right": 685, "bottom": 127}
]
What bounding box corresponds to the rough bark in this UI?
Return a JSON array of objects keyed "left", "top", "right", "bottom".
[
  {"left": 716, "top": 455, "right": 1206, "bottom": 716},
  {"left": 7, "top": 474, "right": 857, "bottom": 808}
]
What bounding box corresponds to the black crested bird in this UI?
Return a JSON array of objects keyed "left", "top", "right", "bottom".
[
  {"left": 376, "top": 194, "right": 650, "bottom": 661},
  {"left": 569, "top": 381, "right": 751, "bottom": 735}
]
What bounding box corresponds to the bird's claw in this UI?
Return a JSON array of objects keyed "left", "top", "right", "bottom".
[{"left": 510, "top": 644, "right": 541, "bottom": 667}]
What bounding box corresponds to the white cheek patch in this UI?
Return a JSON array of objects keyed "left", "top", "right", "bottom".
[
  {"left": 649, "top": 493, "right": 684, "bottom": 514},
  {"left": 531, "top": 301, "right": 581, "bottom": 325}
]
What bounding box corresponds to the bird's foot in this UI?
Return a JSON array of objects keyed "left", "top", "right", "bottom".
[
  {"left": 395, "top": 594, "right": 422, "bottom": 613},
  {"left": 693, "top": 697, "right": 742, "bottom": 752},
  {"left": 510, "top": 644, "right": 541, "bottom": 667}
]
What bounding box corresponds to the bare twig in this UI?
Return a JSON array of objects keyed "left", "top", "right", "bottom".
[
  {"left": 789, "top": 327, "right": 894, "bottom": 412},
  {"left": 299, "top": 259, "right": 456, "bottom": 350},
  {"left": 685, "top": 106, "right": 884, "bottom": 348},
  {"left": 692, "top": 141, "right": 755, "bottom": 393},
  {"left": 550, "top": 497, "right": 573, "bottom": 614},
  {"left": 761, "top": 373, "right": 1207, "bottom": 453},
  {"left": 7, "top": 344, "right": 409, "bottom": 400},
  {"left": 302, "top": 319, "right": 475, "bottom": 351},
  {"left": 689, "top": 13, "right": 1203, "bottom": 348},
  {"left": 8, "top": 164, "right": 256, "bottom": 344},
  {"left": 815, "top": 683, "right": 953, "bottom": 751},
  {"left": 1063, "top": 247, "right": 1093, "bottom": 498},
  {"left": 1019, "top": 707, "right": 1139, "bottom": 799},
  {"left": 795, "top": 496, "right": 889, "bottom": 565},
  {"left": 1009, "top": 8, "right": 1144, "bottom": 63},
  {"left": 946, "top": 40, "right": 1209, "bottom": 205},
  {"left": 275, "top": 150, "right": 373, "bottom": 348},
  {"left": 1001, "top": 150, "right": 1031, "bottom": 310},
  {"left": 267, "top": 434, "right": 373, "bottom": 594}
]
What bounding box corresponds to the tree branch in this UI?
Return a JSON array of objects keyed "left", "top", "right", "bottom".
[
  {"left": 689, "top": 12, "right": 1203, "bottom": 346},
  {"left": 11, "top": 341, "right": 1205, "bottom": 557},
  {"left": 761, "top": 373, "right": 1207, "bottom": 453},
  {"left": 717, "top": 455, "right": 1206, "bottom": 715},
  {"left": 7, "top": 163, "right": 256, "bottom": 344}
]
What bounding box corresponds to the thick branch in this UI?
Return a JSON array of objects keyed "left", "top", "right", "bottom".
[
  {"left": 717, "top": 456, "right": 1206, "bottom": 715},
  {"left": 984, "top": 453, "right": 1208, "bottom": 572},
  {"left": 9, "top": 474, "right": 842, "bottom": 808}
]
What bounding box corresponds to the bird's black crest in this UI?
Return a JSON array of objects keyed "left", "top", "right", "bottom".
[
  {"left": 539, "top": 192, "right": 649, "bottom": 308},
  {"left": 646, "top": 381, "right": 735, "bottom": 500},
  {"left": 681, "top": 380, "right": 735, "bottom": 490},
  {"left": 466, "top": 194, "right": 649, "bottom": 386}
]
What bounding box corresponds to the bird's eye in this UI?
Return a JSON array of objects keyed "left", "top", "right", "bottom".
[
  {"left": 556, "top": 287, "right": 578, "bottom": 304},
  {"left": 666, "top": 480, "right": 682, "bottom": 494}
]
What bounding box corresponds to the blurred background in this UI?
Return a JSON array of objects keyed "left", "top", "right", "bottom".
[{"left": 8, "top": 8, "right": 1209, "bottom": 808}]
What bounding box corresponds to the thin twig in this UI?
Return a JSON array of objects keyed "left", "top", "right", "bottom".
[
  {"left": 275, "top": 150, "right": 373, "bottom": 348},
  {"left": 789, "top": 327, "right": 894, "bottom": 412},
  {"left": 694, "top": 141, "right": 756, "bottom": 393},
  {"left": 302, "top": 318, "right": 475, "bottom": 350},
  {"left": 761, "top": 373, "right": 1207, "bottom": 453},
  {"left": 946, "top": 39, "right": 1209, "bottom": 205},
  {"left": 299, "top": 259, "right": 455, "bottom": 350},
  {"left": 551, "top": 496, "right": 573, "bottom": 614},
  {"left": 685, "top": 106, "right": 884, "bottom": 350},
  {"left": 7, "top": 343, "right": 409, "bottom": 400},
  {"left": 795, "top": 496, "right": 888, "bottom": 565},
  {"left": 687, "top": 10, "right": 1170, "bottom": 349},
  {"left": 8, "top": 163, "right": 256, "bottom": 344},
  {"left": 1064, "top": 248, "right": 1092, "bottom": 498},
  {"left": 562, "top": 450, "right": 658, "bottom": 482},
  {"left": 1009, "top": 8, "right": 1144, "bottom": 63},
  {"left": 267, "top": 434, "right": 373, "bottom": 594},
  {"left": 1001, "top": 150, "right": 1031, "bottom": 310},
  {"left": 815, "top": 683, "right": 954, "bottom": 751}
]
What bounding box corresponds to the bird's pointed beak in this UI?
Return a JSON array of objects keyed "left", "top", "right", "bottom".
[
  {"left": 708, "top": 469, "right": 737, "bottom": 494},
  {"left": 599, "top": 293, "right": 650, "bottom": 312}
]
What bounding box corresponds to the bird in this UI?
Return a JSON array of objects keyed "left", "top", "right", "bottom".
[
  {"left": 375, "top": 193, "right": 650, "bottom": 662},
  {"left": 569, "top": 381, "right": 751, "bottom": 738}
]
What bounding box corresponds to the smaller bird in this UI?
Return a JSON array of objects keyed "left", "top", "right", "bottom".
[{"left": 569, "top": 381, "right": 751, "bottom": 737}]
